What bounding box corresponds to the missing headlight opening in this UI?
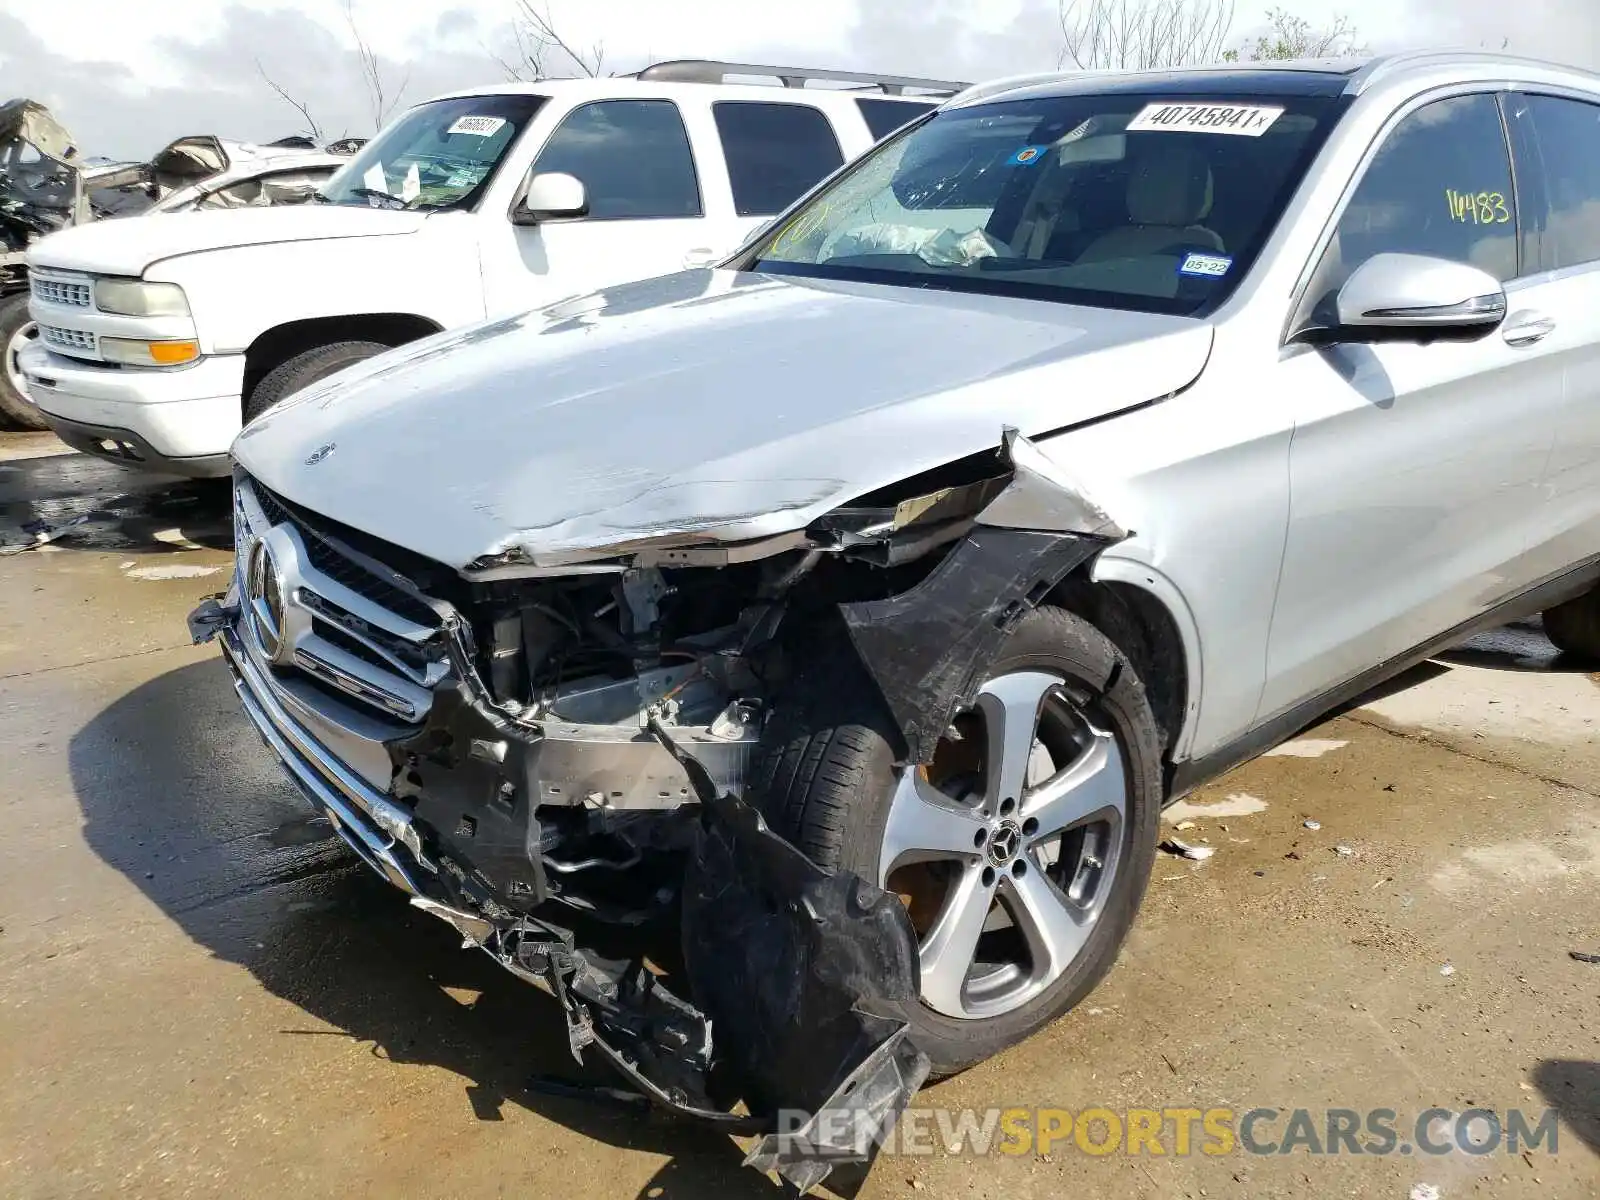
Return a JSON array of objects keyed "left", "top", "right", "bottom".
[{"left": 191, "top": 429, "right": 1125, "bottom": 1193}]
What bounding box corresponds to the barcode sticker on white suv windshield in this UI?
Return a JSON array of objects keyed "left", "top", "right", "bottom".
[
  {"left": 1127, "top": 103, "right": 1284, "bottom": 137},
  {"left": 447, "top": 115, "right": 507, "bottom": 137}
]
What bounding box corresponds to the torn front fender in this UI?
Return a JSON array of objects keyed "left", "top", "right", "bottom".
[{"left": 838, "top": 430, "right": 1126, "bottom": 765}]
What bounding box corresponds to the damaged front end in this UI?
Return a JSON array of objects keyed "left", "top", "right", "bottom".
[{"left": 189, "top": 429, "right": 1123, "bottom": 1191}]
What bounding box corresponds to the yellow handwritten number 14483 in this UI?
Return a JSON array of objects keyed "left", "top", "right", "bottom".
[{"left": 1445, "top": 189, "right": 1510, "bottom": 224}]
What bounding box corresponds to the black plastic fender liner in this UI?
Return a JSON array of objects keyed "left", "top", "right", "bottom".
[
  {"left": 838, "top": 527, "right": 1112, "bottom": 765},
  {"left": 655, "top": 722, "right": 932, "bottom": 1192}
]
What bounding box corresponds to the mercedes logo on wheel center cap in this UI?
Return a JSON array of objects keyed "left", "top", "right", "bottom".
[
  {"left": 987, "top": 819, "right": 1022, "bottom": 868},
  {"left": 246, "top": 537, "right": 289, "bottom": 664}
]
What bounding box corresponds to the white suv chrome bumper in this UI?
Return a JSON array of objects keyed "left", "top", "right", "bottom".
[{"left": 18, "top": 342, "right": 244, "bottom": 475}]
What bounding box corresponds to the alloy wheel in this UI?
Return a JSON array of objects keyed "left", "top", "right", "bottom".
[{"left": 878, "top": 669, "right": 1127, "bottom": 1020}]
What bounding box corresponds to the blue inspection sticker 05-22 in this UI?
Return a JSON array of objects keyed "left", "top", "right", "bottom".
[
  {"left": 1007, "top": 145, "right": 1047, "bottom": 166},
  {"left": 1178, "top": 251, "right": 1233, "bottom": 278}
]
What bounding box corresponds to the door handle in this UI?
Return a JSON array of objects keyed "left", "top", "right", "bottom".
[{"left": 1502, "top": 310, "right": 1556, "bottom": 347}]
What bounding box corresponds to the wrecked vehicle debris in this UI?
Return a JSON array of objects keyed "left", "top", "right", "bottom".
[
  {"left": 192, "top": 419, "right": 1122, "bottom": 1189},
  {"left": 188, "top": 55, "right": 1600, "bottom": 1189}
]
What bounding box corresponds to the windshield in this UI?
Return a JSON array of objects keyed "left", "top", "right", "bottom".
[
  {"left": 319, "top": 94, "right": 545, "bottom": 211},
  {"left": 751, "top": 92, "right": 1342, "bottom": 315}
]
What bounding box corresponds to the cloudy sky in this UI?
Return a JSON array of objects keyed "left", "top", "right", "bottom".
[{"left": 1, "top": 0, "right": 1594, "bottom": 159}]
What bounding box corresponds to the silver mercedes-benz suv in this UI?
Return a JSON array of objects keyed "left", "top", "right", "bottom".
[{"left": 192, "top": 52, "right": 1600, "bottom": 1187}]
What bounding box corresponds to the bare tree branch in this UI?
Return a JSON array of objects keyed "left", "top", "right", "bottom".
[
  {"left": 1226, "top": 6, "right": 1366, "bottom": 61},
  {"left": 256, "top": 59, "right": 325, "bottom": 143},
  {"left": 1058, "top": 0, "right": 1237, "bottom": 70},
  {"left": 486, "top": 19, "right": 546, "bottom": 82},
  {"left": 505, "top": 0, "right": 606, "bottom": 79},
  {"left": 343, "top": 0, "right": 410, "bottom": 130}
]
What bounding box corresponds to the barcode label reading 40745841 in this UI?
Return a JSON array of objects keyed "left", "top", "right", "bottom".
[{"left": 1126, "top": 103, "right": 1285, "bottom": 137}]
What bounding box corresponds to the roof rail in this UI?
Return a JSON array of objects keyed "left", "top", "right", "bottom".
[
  {"left": 633, "top": 59, "right": 969, "bottom": 96},
  {"left": 948, "top": 71, "right": 1076, "bottom": 107},
  {"left": 1345, "top": 48, "right": 1600, "bottom": 94}
]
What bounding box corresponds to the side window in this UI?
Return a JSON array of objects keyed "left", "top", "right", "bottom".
[
  {"left": 533, "top": 100, "right": 701, "bottom": 220},
  {"left": 1308, "top": 93, "right": 1518, "bottom": 308},
  {"left": 712, "top": 101, "right": 844, "bottom": 217},
  {"left": 856, "top": 98, "right": 936, "bottom": 141},
  {"left": 1521, "top": 93, "right": 1600, "bottom": 271}
]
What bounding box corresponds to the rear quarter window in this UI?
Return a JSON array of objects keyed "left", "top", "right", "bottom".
[{"left": 857, "top": 98, "right": 937, "bottom": 141}]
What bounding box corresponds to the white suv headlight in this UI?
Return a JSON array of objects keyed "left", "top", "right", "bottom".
[{"left": 93, "top": 279, "right": 190, "bottom": 317}]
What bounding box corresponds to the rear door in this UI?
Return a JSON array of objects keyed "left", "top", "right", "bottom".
[
  {"left": 1261, "top": 91, "right": 1566, "bottom": 719},
  {"left": 1500, "top": 89, "right": 1600, "bottom": 582},
  {"left": 709, "top": 99, "right": 847, "bottom": 254}
]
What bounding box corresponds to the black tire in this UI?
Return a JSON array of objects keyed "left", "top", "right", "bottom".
[
  {"left": 1543, "top": 590, "right": 1600, "bottom": 661},
  {"left": 749, "top": 605, "right": 1163, "bottom": 1076},
  {"left": 243, "top": 340, "right": 389, "bottom": 425},
  {"left": 0, "top": 291, "right": 48, "bottom": 431}
]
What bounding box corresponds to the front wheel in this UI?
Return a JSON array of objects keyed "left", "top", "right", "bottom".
[
  {"left": 0, "top": 292, "right": 47, "bottom": 431},
  {"left": 243, "top": 339, "right": 389, "bottom": 425},
  {"left": 750, "top": 605, "right": 1163, "bottom": 1076}
]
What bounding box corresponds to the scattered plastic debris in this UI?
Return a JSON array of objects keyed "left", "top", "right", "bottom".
[
  {"left": 0, "top": 514, "right": 91, "bottom": 555},
  {"left": 1409, "top": 1184, "right": 1441, "bottom": 1200},
  {"left": 1159, "top": 838, "right": 1216, "bottom": 862},
  {"left": 1175, "top": 819, "right": 1197, "bottom": 831},
  {"left": 152, "top": 527, "right": 206, "bottom": 551},
  {"left": 1263, "top": 739, "right": 1349, "bottom": 758},
  {"left": 1334, "top": 845, "right": 1356, "bottom": 857},
  {"left": 122, "top": 563, "right": 224, "bottom": 581},
  {"left": 1569, "top": 951, "right": 1600, "bottom": 965},
  {"left": 1303, "top": 819, "right": 1321, "bottom": 830},
  {"left": 1164, "top": 793, "right": 1269, "bottom": 822},
  {"left": 1439, "top": 964, "right": 1455, "bottom": 977}
]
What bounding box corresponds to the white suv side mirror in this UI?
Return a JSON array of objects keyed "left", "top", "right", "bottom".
[
  {"left": 513, "top": 172, "right": 588, "bottom": 225},
  {"left": 1332, "top": 252, "right": 1507, "bottom": 343}
]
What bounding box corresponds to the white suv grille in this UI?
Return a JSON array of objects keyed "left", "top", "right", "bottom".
[
  {"left": 31, "top": 277, "right": 93, "bottom": 308},
  {"left": 39, "top": 324, "right": 97, "bottom": 353}
]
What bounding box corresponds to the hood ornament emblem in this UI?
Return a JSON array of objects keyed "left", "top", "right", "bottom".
[{"left": 305, "top": 442, "right": 336, "bottom": 466}]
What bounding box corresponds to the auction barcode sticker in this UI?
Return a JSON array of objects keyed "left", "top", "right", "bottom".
[
  {"left": 448, "top": 115, "right": 507, "bottom": 137},
  {"left": 1126, "top": 103, "right": 1284, "bottom": 137}
]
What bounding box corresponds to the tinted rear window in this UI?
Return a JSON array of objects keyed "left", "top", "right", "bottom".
[
  {"left": 712, "top": 101, "right": 845, "bottom": 216},
  {"left": 857, "top": 98, "right": 937, "bottom": 141}
]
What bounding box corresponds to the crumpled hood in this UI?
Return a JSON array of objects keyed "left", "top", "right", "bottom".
[
  {"left": 26, "top": 204, "right": 426, "bottom": 276},
  {"left": 235, "top": 269, "right": 1214, "bottom": 572}
]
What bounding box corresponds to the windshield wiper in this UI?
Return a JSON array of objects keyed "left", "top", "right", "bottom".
[{"left": 346, "top": 186, "right": 409, "bottom": 209}]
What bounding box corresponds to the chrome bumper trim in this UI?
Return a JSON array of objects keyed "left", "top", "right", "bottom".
[{"left": 221, "top": 626, "right": 428, "bottom": 896}]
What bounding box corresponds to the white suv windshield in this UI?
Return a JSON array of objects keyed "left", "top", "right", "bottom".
[
  {"left": 751, "top": 92, "right": 1341, "bottom": 315},
  {"left": 319, "top": 94, "right": 545, "bottom": 211}
]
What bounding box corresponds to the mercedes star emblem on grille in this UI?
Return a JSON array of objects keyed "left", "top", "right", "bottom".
[{"left": 246, "top": 537, "right": 289, "bottom": 664}]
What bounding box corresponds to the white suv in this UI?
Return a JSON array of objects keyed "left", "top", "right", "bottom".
[
  {"left": 192, "top": 53, "right": 1600, "bottom": 1187},
  {"left": 19, "top": 61, "right": 953, "bottom": 474}
]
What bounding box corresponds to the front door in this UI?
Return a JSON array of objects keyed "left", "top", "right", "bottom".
[
  {"left": 1261, "top": 91, "right": 1567, "bottom": 719},
  {"left": 481, "top": 98, "right": 714, "bottom": 315}
]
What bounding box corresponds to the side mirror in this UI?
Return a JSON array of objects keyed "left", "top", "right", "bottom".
[
  {"left": 1328, "top": 252, "right": 1506, "bottom": 344},
  {"left": 512, "top": 171, "right": 587, "bottom": 225}
]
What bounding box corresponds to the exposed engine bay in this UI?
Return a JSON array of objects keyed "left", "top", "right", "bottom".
[{"left": 191, "top": 429, "right": 1124, "bottom": 1191}]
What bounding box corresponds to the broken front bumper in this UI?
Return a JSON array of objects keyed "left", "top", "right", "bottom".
[
  {"left": 191, "top": 585, "right": 931, "bottom": 1193},
  {"left": 189, "top": 430, "right": 1129, "bottom": 1190}
]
